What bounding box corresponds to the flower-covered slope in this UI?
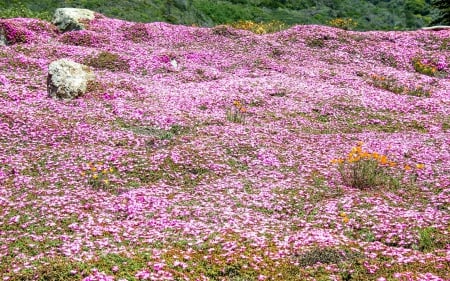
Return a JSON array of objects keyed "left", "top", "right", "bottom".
[{"left": 0, "top": 15, "right": 449, "bottom": 281}]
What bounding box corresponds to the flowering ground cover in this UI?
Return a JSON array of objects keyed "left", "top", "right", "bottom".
[{"left": 0, "top": 15, "right": 449, "bottom": 281}]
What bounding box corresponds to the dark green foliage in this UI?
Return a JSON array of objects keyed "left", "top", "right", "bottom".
[
  {"left": 0, "top": 0, "right": 52, "bottom": 21},
  {"left": 431, "top": 0, "right": 450, "bottom": 25}
]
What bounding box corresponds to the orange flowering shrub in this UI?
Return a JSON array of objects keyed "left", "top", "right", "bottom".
[
  {"left": 369, "top": 74, "right": 431, "bottom": 97},
  {"left": 332, "top": 142, "right": 397, "bottom": 189},
  {"left": 229, "top": 20, "right": 286, "bottom": 34},
  {"left": 81, "top": 162, "right": 117, "bottom": 191},
  {"left": 332, "top": 142, "right": 425, "bottom": 189},
  {"left": 226, "top": 100, "right": 247, "bottom": 123},
  {"left": 412, "top": 57, "right": 438, "bottom": 76},
  {"left": 327, "top": 18, "right": 358, "bottom": 30}
]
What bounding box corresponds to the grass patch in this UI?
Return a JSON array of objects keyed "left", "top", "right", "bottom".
[
  {"left": 83, "top": 51, "right": 130, "bottom": 72},
  {"left": 305, "top": 37, "right": 326, "bottom": 48},
  {"left": 414, "top": 227, "right": 448, "bottom": 252},
  {"left": 121, "top": 154, "right": 212, "bottom": 190},
  {"left": 442, "top": 116, "right": 450, "bottom": 131},
  {"left": 296, "top": 247, "right": 363, "bottom": 267},
  {"left": 369, "top": 73, "right": 432, "bottom": 97},
  {"left": 123, "top": 23, "right": 149, "bottom": 43},
  {"left": 59, "top": 30, "right": 110, "bottom": 47}
]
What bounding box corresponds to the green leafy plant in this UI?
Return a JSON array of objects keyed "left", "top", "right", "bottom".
[
  {"left": 415, "top": 227, "right": 448, "bottom": 252},
  {"left": 431, "top": 0, "right": 450, "bottom": 25},
  {"left": 417, "top": 227, "right": 436, "bottom": 252},
  {"left": 407, "top": 86, "right": 432, "bottom": 97},
  {"left": 0, "top": 0, "right": 440, "bottom": 31},
  {"left": 0, "top": 2, "right": 51, "bottom": 21},
  {"left": 412, "top": 56, "right": 447, "bottom": 78}
]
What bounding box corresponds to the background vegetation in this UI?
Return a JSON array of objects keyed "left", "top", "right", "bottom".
[
  {"left": 431, "top": 0, "right": 450, "bottom": 25},
  {"left": 0, "top": 0, "right": 448, "bottom": 31}
]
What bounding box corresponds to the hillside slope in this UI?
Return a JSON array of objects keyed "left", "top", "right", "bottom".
[
  {"left": 0, "top": 12, "right": 449, "bottom": 280},
  {"left": 1, "top": 0, "right": 438, "bottom": 30}
]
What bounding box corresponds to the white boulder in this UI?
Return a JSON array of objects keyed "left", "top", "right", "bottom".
[
  {"left": 52, "top": 8, "right": 95, "bottom": 32},
  {"left": 0, "top": 31, "right": 6, "bottom": 46},
  {"left": 47, "top": 59, "right": 95, "bottom": 100}
]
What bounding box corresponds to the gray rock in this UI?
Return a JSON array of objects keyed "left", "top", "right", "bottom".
[
  {"left": 0, "top": 32, "right": 6, "bottom": 46},
  {"left": 421, "top": 26, "right": 450, "bottom": 31},
  {"left": 47, "top": 59, "right": 95, "bottom": 100},
  {"left": 52, "top": 8, "right": 95, "bottom": 32}
]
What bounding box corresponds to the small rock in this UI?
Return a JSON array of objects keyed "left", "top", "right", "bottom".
[
  {"left": 421, "top": 26, "right": 450, "bottom": 31},
  {"left": 0, "top": 29, "right": 6, "bottom": 46},
  {"left": 170, "top": 59, "right": 180, "bottom": 71},
  {"left": 47, "top": 59, "right": 95, "bottom": 100},
  {"left": 52, "top": 8, "right": 95, "bottom": 32}
]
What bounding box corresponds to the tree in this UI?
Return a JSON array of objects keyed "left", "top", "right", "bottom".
[{"left": 431, "top": 0, "right": 450, "bottom": 25}]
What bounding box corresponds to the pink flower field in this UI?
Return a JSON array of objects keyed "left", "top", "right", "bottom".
[{"left": 0, "top": 14, "right": 449, "bottom": 281}]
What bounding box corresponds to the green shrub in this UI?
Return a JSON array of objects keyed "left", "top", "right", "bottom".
[
  {"left": 0, "top": 2, "right": 51, "bottom": 21},
  {"left": 415, "top": 227, "right": 448, "bottom": 252}
]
